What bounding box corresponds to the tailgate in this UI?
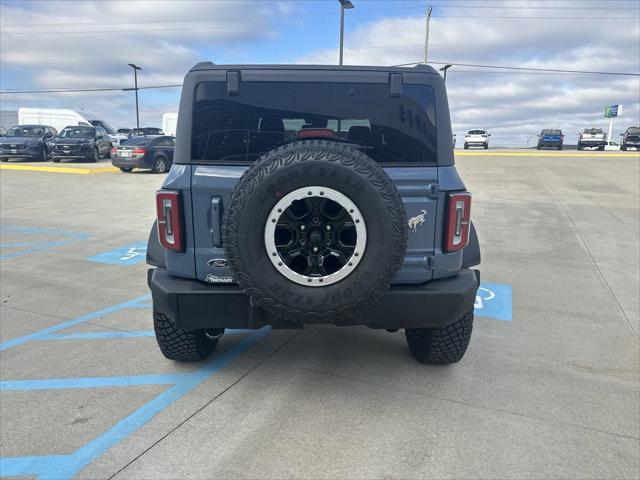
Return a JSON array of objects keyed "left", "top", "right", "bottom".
[{"left": 190, "top": 165, "right": 438, "bottom": 284}]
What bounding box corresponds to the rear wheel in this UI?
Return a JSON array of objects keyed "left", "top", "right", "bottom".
[
  {"left": 152, "top": 156, "right": 168, "bottom": 173},
  {"left": 405, "top": 311, "right": 474, "bottom": 365},
  {"left": 0, "top": 158, "right": 7, "bottom": 162},
  {"left": 577, "top": 143, "right": 583, "bottom": 151},
  {"left": 120, "top": 167, "right": 133, "bottom": 173},
  {"left": 558, "top": 145, "right": 563, "bottom": 150},
  {"left": 153, "top": 311, "right": 220, "bottom": 361},
  {"left": 621, "top": 145, "right": 627, "bottom": 151},
  {"left": 464, "top": 143, "right": 468, "bottom": 149},
  {"left": 52, "top": 158, "right": 60, "bottom": 163},
  {"left": 484, "top": 144, "right": 488, "bottom": 149},
  {"left": 39, "top": 146, "right": 47, "bottom": 162}
]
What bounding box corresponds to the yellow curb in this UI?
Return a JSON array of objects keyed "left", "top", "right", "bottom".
[
  {"left": 0, "top": 164, "right": 119, "bottom": 174},
  {"left": 456, "top": 152, "right": 640, "bottom": 157}
]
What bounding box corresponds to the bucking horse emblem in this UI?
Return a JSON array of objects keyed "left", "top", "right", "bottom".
[{"left": 408, "top": 210, "right": 427, "bottom": 233}]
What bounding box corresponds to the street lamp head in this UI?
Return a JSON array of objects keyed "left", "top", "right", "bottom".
[
  {"left": 128, "top": 63, "right": 142, "bottom": 70},
  {"left": 440, "top": 64, "right": 453, "bottom": 72},
  {"left": 339, "top": 0, "right": 354, "bottom": 9}
]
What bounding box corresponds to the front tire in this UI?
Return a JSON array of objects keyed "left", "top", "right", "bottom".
[
  {"left": 153, "top": 312, "right": 219, "bottom": 361},
  {"left": 405, "top": 311, "right": 474, "bottom": 365},
  {"left": 92, "top": 148, "right": 99, "bottom": 162},
  {"left": 464, "top": 143, "right": 468, "bottom": 149},
  {"left": 484, "top": 144, "right": 488, "bottom": 149}
]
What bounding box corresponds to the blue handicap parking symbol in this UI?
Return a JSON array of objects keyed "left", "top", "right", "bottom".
[
  {"left": 86, "top": 243, "right": 147, "bottom": 266},
  {"left": 475, "top": 282, "right": 512, "bottom": 321}
]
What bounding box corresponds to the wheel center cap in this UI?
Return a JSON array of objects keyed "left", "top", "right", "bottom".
[{"left": 309, "top": 230, "right": 322, "bottom": 244}]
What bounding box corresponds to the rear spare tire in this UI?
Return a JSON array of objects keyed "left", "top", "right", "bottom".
[{"left": 224, "top": 140, "right": 408, "bottom": 323}]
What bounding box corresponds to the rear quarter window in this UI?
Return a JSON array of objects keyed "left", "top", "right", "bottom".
[{"left": 191, "top": 81, "right": 437, "bottom": 164}]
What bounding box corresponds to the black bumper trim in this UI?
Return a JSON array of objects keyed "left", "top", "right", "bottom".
[{"left": 148, "top": 268, "right": 480, "bottom": 330}]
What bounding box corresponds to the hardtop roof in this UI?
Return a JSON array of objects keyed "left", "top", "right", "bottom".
[{"left": 188, "top": 62, "right": 440, "bottom": 76}]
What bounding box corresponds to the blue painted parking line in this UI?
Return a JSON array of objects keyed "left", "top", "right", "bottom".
[
  {"left": 0, "top": 225, "right": 89, "bottom": 260},
  {"left": 36, "top": 330, "right": 156, "bottom": 341},
  {"left": 0, "top": 294, "right": 269, "bottom": 479},
  {"left": 86, "top": 243, "right": 147, "bottom": 266},
  {"left": 475, "top": 282, "right": 512, "bottom": 321},
  {"left": 0, "top": 294, "right": 151, "bottom": 352}
]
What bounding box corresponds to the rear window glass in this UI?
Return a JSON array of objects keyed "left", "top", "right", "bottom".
[
  {"left": 542, "top": 129, "right": 561, "bottom": 135},
  {"left": 468, "top": 130, "right": 485, "bottom": 135},
  {"left": 122, "top": 137, "right": 149, "bottom": 146},
  {"left": 191, "top": 81, "right": 437, "bottom": 164}
]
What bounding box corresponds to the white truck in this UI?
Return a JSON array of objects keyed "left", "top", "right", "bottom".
[
  {"left": 162, "top": 113, "right": 178, "bottom": 137},
  {"left": 17, "top": 108, "right": 127, "bottom": 145},
  {"left": 577, "top": 128, "right": 607, "bottom": 151}
]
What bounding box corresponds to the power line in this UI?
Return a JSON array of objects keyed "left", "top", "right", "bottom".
[
  {"left": 0, "top": 84, "right": 182, "bottom": 95},
  {"left": 2, "top": 12, "right": 637, "bottom": 35},
  {"left": 2, "top": 61, "right": 638, "bottom": 95},
  {"left": 393, "top": 61, "right": 640, "bottom": 76}
]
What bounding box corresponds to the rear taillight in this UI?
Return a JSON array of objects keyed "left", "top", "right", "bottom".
[
  {"left": 133, "top": 147, "right": 146, "bottom": 155},
  {"left": 444, "top": 192, "right": 472, "bottom": 252},
  {"left": 156, "top": 190, "right": 184, "bottom": 252},
  {"left": 111, "top": 147, "right": 117, "bottom": 156}
]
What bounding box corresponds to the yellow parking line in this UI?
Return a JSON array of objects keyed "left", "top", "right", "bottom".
[
  {"left": 0, "top": 164, "right": 118, "bottom": 174},
  {"left": 456, "top": 152, "right": 640, "bottom": 157}
]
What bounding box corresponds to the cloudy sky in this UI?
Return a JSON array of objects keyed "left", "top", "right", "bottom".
[{"left": 1, "top": 0, "right": 638, "bottom": 146}]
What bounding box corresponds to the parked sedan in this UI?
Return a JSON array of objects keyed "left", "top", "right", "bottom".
[
  {"left": 49, "top": 125, "right": 112, "bottom": 163},
  {"left": 111, "top": 135, "right": 174, "bottom": 173},
  {"left": 0, "top": 125, "right": 57, "bottom": 162}
]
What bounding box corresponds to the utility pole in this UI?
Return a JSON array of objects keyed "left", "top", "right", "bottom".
[
  {"left": 128, "top": 63, "right": 142, "bottom": 130},
  {"left": 424, "top": 4, "right": 433, "bottom": 64},
  {"left": 338, "top": 0, "right": 354, "bottom": 66}
]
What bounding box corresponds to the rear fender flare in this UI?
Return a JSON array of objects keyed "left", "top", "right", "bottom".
[
  {"left": 146, "top": 220, "right": 166, "bottom": 267},
  {"left": 462, "top": 221, "right": 480, "bottom": 268}
]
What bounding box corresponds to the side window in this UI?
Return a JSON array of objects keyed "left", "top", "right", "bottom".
[{"left": 157, "top": 137, "right": 176, "bottom": 147}]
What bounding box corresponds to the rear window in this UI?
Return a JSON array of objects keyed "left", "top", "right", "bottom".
[
  {"left": 542, "top": 129, "right": 561, "bottom": 135},
  {"left": 191, "top": 81, "right": 437, "bottom": 164},
  {"left": 123, "top": 137, "right": 149, "bottom": 146},
  {"left": 468, "top": 130, "right": 486, "bottom": 135},
  {"left": 585, "top": 128, "right": 603, "bottom": 134}
]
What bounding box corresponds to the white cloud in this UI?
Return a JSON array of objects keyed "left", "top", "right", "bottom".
[
  {"left": 297, "top": 3, "right": 640, "bottom": 146},
  {"left": 0, "top": 0, "right": 283, "bottom": 128}
]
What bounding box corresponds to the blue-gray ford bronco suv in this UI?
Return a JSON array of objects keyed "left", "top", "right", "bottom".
[{"left": 146, "top": 63, "right": 481, "bottom": 365}]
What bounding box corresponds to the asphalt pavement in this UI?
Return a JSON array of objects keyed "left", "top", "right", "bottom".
[{"left": 1, "top": 149, "right": 638, "bottom": 479}]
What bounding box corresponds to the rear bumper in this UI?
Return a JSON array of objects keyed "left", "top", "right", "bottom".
[
  {"left": 148, "top": 268, "right": 480, "bottom": 330},
  {"left": 112, "top": 156, "right": 149, "bottom": 168},
  {"left": 579, "top": 140, "right": 606, "bottom": 147}
]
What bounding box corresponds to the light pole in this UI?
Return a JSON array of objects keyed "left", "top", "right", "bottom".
[
  {"left": 424, "top": 4, "right": 433, "bottom": 63},
  {"left": 128, "top": 63, "right": 142, "bottom": 130},
  {"left": 338, "top": 0, "right": 354, "bottom": 65},
  {"left": 440, "top": 64, "right": 452, "bottom": 83}
]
